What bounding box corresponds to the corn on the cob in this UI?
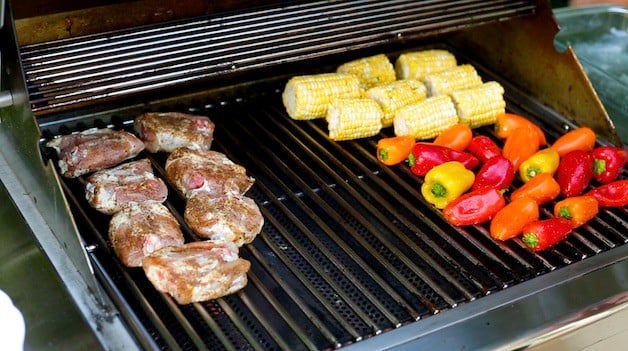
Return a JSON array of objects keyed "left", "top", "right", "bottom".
[
  {"left": 422, "top": 64, "right": 483, "bottom": 97},
  {"left": 395, "top": 50, "right": 457, "bottom": 80},
  {"left": 450, "top": 81, "right": 506, "bottom": 129},
  {"left": 282, "top": 73, "right": 362, "bottom": 120},
  {"left": 365, "top": 79, "right": 427, "bottom": 128},
  {"left": 393, "top": 95, "right": 459, "bottom": 140},
  {"left": 327, "top": 98, "right": 383, "bottom": 141},
  {"left": 337, "top": 54, "right": 396, "bottom": 89}
]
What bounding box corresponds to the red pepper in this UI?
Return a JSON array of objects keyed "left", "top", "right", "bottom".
[
  {"left": 466, "top": 136, "right": 502, "bottom": 163},
  {"left": 585, "top": 180, "right": 628, "bottom": 207},
  {"left": 407, "top": 143, "right": 479, "bottom": 177},
  {"left": 591, "top": 146, "right": 628, "bottom": 184},
  {"left": 521, "top": 218, "right": 573, "bottom": 251},
  {"left": 443, "top": 187, "right": 506, "bottom": 226},
  {"left": 555, "top": 150, "right": 594, "bottom": 197},
  {"left": 472, "top": 156, "right": 515, "bottom": 191}
]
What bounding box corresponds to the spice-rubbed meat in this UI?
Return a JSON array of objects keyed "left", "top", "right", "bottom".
[
  {"left": 142, "top": 240, "right": 250, "bottom": 304},
  {"left": 165, "top": 147, "right": 254, "bottom": 198},
  {"left": 134, "top": 112, "right": 215, "bottom": 153},
  {"left": 46, "top": 128, "right": 145, "bottom": 178},
  {"left": 184, "top": 192, "right": 263, "bottom": 246},
  {"left": 109, "top": 203, "right": 184, "bottom": 267},
  {"left": 85, "top": 159, "right": 168, "bottom": 215}
]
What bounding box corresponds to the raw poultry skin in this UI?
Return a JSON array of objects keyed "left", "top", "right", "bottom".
[{"left": 134, "top": 112, "right": 215, "bottom": 153}]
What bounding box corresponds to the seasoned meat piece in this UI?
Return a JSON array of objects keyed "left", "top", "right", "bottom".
[
  {"left": 142, "top": 241, "right": 250, "bottom": 304},
  {"left": 165, "top": 147, "right": 254, "bottom": 198},
  {"left": 134, "top": 112, "right": 215, "bottom": 153},
  {"left": 184, "top": 192, "right": 263, "bottom": 246},
  {"left": 46, "top": 128, "right": 145, "bottom": 178},
  {"left": 85, "top": 159, "right": 168, "bottom": 215},
  {"left": 109, "top": 203, "right": 184, "bottom": 267}
]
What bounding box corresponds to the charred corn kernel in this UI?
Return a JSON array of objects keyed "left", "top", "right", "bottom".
[
  {"left": 282, "top": 73, "right": 362, "bottom": 120},
  {"left": 327, "top": 98, "right": 383, "bottom": 141},
  {"left": 422, "top": 64, "right": 482, "bottom": 96},
  {"left": 450, "top": 81, "right": 506, "bottom": 128},
  {"left": 395, "top": 50, "right": 458, "bottom": 80},
  {"left": 393, "top": 95, "right": 459, "bottom": 140},
  {"left": 337, "top": 54, "right": 396, "bottom": 89},
  {"left": 365, "top": 79, "right": 427, "bottom": 128}
]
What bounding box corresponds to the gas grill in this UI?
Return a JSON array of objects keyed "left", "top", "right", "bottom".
[{"left": 1, "top": 0, "right": 627, "bottom": 350}]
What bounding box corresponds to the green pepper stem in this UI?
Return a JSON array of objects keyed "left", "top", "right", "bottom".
[
  {"left": 407, "top": 153, "right": 415, "bottom": 167},
  {"left": 594, "top": 159, "right": 606, "bottom": 176},
  {"left": 431, "top": 183, "right": 447, "bottom": 198},
  {"left": 379, "top": 149, "right": 389, "bottom": 161},
  {"left": 526, "top": 166, "right": 540, "bottom": 179},
  {"left": 522, "top": 232, "right": 539, "bottom": 248},
  {"left": 558, "top": 206, "right": 572, "bottom": 220}
]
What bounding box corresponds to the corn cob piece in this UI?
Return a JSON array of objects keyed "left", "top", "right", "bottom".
[
  {"left": 327, "top": 98, "right": 383, "bottom": 141},
  {"left": 365, "top": 79, "right": 427, "bottom": 128},
  {"left": 337, "top": 54, "right": 396, "bottom": 89},
  {"left": 282, "top": 73, "right": 362, "bottom": 120},
  {"left": 422, "top": 64, "right": 483, "bottom": 97},
  {"left": 395, "top": 50, "right": 457, "bottom": 80},
  {"left": 450, "top": 81, "right": 506, "bottom": 129},
  {"left": 393, "top": 95, "right": 459, "bottom": 140}
]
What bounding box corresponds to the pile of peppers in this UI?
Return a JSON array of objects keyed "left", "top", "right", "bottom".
[{"left": 376, "top": 115, "right": 628, "bottom": 252}]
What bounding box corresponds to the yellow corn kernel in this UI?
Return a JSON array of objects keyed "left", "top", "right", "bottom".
[
  {"left": 327, "top": 98, "right": 383, "bottom": 141},
  {"left": 395, "top": 49, "right": 457, "bottom": 80},
  {"left": 393, "top": 95, "right": 459, "bottom": 140},
  {"left": 337, "top": 54, "right": 396, "bottom": 89},
  {"left": 282, "top": 73, "right": 362, "bottom": 120},
  {"left": 450, "top": 81, "right": 506, "bottom": 129},
  {"left": 422, "top": 64, "right": 483, "bottom": 97},
  {"left": 365, "top": 79, "right": 427, "bottom": 128}
]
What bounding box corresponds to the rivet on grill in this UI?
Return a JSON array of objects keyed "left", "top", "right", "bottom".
[{"left": 85, "top": 244, "right": 98, "bottom": 252}]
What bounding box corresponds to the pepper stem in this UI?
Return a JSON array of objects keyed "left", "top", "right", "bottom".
[
  {"left": 522, "top": 232, "right": 539, "bottom": 249},
  {"left": 378, "top": 149, "right": 389, "bottom": 161},
  {"left": 431, "top": 183, "right": 447, "bottom": 198},
  {"left": 593, "top": 159, "right": 606, "bottom": 176},
  {"left": 526, "top": 166, "right": 540, "bottom": 179},
  {"left": 558, "top": 206, "right": 572, "bottom": 220},
  {"left": 406, "top": 153, "right": 415, "bottom": 167}
]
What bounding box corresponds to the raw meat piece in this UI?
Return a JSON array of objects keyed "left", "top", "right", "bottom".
[
  {"left": 46, "top": 128, "right": 145, "bottom": 178},
  {"left": 109, "top": 203, "right": 184, "bottom": 267},
  {"left": 134, "top": 112, "right": 215, "bottom": 153},
  {"left": 142, "top": 241, "right": 250, "bottom": 304}
]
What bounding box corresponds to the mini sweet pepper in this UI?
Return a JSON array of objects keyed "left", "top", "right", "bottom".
[
  {"left": 591, "top": 146, "right": 628, "bottom": 184},
  {"left": 408, "top": 143, "right": 479, "bottom": 176},
  {"left": 518, "top": 148, "right": 560, "bottom": 183},
  {"left": 421, "top": 161, "right": 475, "bottom": 209}
]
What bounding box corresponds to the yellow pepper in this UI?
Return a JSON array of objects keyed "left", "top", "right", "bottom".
[
  {"left": 519, "top": 148, "right": 560, "bottom": 183},
  {"left": 421, "top": 161, "right": 475, "bottom": 209}
]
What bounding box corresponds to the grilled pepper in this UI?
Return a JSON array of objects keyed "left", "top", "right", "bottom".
[
  {"left": 521, "top": 218, "right": 573, "bottom": 251},
  {"left": 554, "top": 196, "right": 599, "bottom": 228},
  {"left": 472, "top": 156, "right": 515, "bottom": 191},
  {"left": 376, "top": 135, "right": 416, "bottom": 166},
  {"left": 555, "top": 150, "right": 594, "bottom": 197},
  {"left": 443, "top": 187, "right": 505, "bottom": 226},
  {"left": 502, "top": 126, "right": 540, "bottom": 170},
  {"left": 434, "top": 123, "right": 473, "bottom": 152},
  {"left": 490, "top": 197, "right": 539, "bottom": 241},
  {"left": 586, "top": 180, "right": 628, "bottom": 207},
  {"left": 592, "top": 146, "right": 628, "bottom": 184},
  {"left": 495, "top": 113, "right": 546, "bottom": 146},
  {"left": 518, "top": 148, "right": 560, "bottom": 183},
  {"left": 408, "top": 143, "right": 479, "bottom": 177},
  {"left": 550, "top": 127, "right": 596, "bottom": 158},
  {"left": 510, "top": 173, "right": 561, "bottom": 204},
  {"left": 421, "top": 161, "right": 475, "bottom": 209},
  {"left": 466, "top": 135, "right": 502, "bottom": 163}
]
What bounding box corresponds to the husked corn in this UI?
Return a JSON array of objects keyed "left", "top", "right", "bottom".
[
  {"left": 366, "top": 79, "right": 427, "bottom": 128},
  {"left": 422, "top": 64, "right": 482, "bottom": 96},
  {"left": 450, "top": 81, "right": 506, "bottom": 129},
  {"left": 395, "top": 50, "right": 457, "bottom": 80},
  {"left": 337, "top": 54, "right": 396, "bottom": 89},
  {"left": 282, "top": 73, "right": 362, "bottom": 120},
  {"left": 393, "top": 95, "right": 459, "bottom": 140},
  {"left": 327, "top": 98, "right": 383, "bottom": 141}
]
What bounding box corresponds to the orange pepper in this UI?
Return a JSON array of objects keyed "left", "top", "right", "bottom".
[
  {"left": 376, "top": 135, "right": 415, "bottom": 166},
  {"left": 554, "top": 196, "right": 599, "bottom": 228},
  {"left": 510, "top": 173, "right": 561, "bottom": 204},
  {"left": 502, "top": 126, "right": 540, "bottom": 170},
  {"left": 495, "top": 113, "right": 547, "bottom": 146},
  {"left": 550, "top": 127, "right": 596, "bottom": 158},
  {"left": 433, "top": 123, "right": 473, "bottom": 152},
  {"left": 490, "top": 197, "right": 539, "bottom": 241}
]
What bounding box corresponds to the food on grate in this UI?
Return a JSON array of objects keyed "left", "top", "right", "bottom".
[
  {"left": 407, "top": 142, "right": 479, "bottom": 177},
  {"left": 550, "top": 126, "right": 596, "bottom": 158},
  {"left": 495, "top": 113, "right": 547, "bottom": 146},
  {"left": 336, "top": 53, "right": 396, "bottom": 89},
  {"left": 134, "top": 112, "right": 215, "bottom": 153},
  {"left": 376, "top": 135, "right": 416, "bottom": 166},
  {"left": 421, "top": 64, "right": 482, "bottom": 96},
  {"left": 490, "top": 197, "right": 539, "bottom": 241},
  {"left": 433, "top": 123, "right": 473, "bottom": 152},
  {"left": 109, "top": 202, "right": 184, "bottom": 267},
  {"left": 442, "top": 187, "right": 505, "bottom": 226},
  {"left": 365, "top": 79, "right": 427, "bottom": 127},
  {"left": 585, "top": 180, "right": 628, "bottom": 207},
  {"left": 518, "top": 148, "right": 560, "bottom": 183},
  {"left": 510, "top": 173, "right": 560, "bottom": 205},
  {"left": 502, "top": 126, "right": 541, "bottom": 170},
  {"left": 85, "top": 159, "right": 168, "bottom": 215},
  {"left": 165, "top": 147, "right": 254, "bottom": 198},
  {"left": 472, "top": 155, "right": 515, "bottom": 192},
  {"left": 282, "top": 73, "right": 362, "bottom": 120},
  {"left": 326, "top": 98, "right": 383, "bottom": 140},
  {"left": 555, "top": 150, "right": 594, "bottom": 197},
  {"left": 46, "top": 128, "right": 145, "bottom": 178},
  {"left": 521, "top": 218, "right": 573, "bottom": 252},
  {"left": 591, "top": 146, "right": 628, "bottom": 184},
  {"left": 184, "top": 192, "right": 263, "bottom": 246},
  {"left": 421, "top": 161, "right": 475, "bottom": 209},
  {"left": 554, "top": 196, "right": 599, "bottom": 229},
  {"left": 142, "top": 240, "right": 250, "bottom": 304},
  {"left": 393, "top": 95, "right": 458, "bottom": 140},
  {"left": 450, "top": 81, "right": 506, "bottom": 128},
  {"left": 394, "top": 49, "right": 457, "bottom": 80}
]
